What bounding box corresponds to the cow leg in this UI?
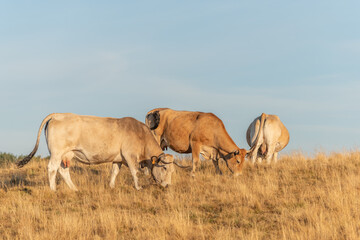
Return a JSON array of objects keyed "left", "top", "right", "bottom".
[
  {"left": 125, "top": 158, "right": 142, "bottom": 190},
  {"left": 212, "top": 159, "right": 222, "bottom": 175},
  {"left": 250, "top": 144, "right": 261, "bottom": 164},
  {"left": 191, "top": 143, "right": 201, "bottom": 177},
  {"left": 47, "top": 155, "right": 61, "bottom": 191},
  {"left": 58, "top": 167, "right": 78, "bottom": 191},
  {"left": 272, "top": 152, "right": 278, "bottom": 163},
  {"left": 58, "top": 152, "right": 78, "bottom": 191},
  {"left": 265, "top": 144, "right": 276, "bottom": 164},
  {"left": 109, "top": 162, "right": 122, "bottom": 189}
]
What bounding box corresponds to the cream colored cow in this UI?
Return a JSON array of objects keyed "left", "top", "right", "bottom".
[
  {"left": 246, "top": 113, "right": 290, "bottom": 164},
  {"left": 17, "top": 113, "right": 178, "bottom": 191}
]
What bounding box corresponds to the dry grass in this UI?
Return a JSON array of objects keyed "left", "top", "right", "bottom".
[{"left": 0, "top": 151, "right": 359, "bottom": 240}]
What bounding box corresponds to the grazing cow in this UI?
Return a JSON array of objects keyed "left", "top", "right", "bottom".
[
  {"left": 246, "top": 113, "right": 290, "bottom": 164},
  {"left": 145, "top": 108, "right": 248, "bottom": 176},
  {"left": 16, "top": 113, "right": 180, "bottom": 191}
]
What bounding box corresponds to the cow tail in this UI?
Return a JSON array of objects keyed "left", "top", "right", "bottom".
[
  {"left": 248, "top": 113, "right": 267, "bottom": 154},
  {"left": 16, "top": 113, "right": 56, "bottom": 168}
]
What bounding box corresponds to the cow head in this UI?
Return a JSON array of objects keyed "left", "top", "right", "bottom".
[
  {"left": 224, "top": 149, "right": 247, "bottom": 176},
  {"left": 151, "top": 153, "right": 175, "bottom": 187}
]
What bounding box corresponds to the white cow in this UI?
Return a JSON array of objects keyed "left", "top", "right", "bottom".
[
  {"left": 17, "top": 113, "right": 180, "bottom": 191},
  {"left": 246, "top": 113, "right": 289, "bottom": 163}
]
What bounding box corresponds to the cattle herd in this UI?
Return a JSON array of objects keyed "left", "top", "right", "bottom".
[{"left": 16, "top": 108, "right": 290, "bottom": 191}]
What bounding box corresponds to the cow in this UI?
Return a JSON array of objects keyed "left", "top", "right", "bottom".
[
  {"left": 16, "top": 113, "right": 180, "bottom": 191},
  {"left": 246, "top": 113, "right": 290, "bottom": 164},
  {"left": 145, "top": 108, "right": 248, "bottom": 176}
]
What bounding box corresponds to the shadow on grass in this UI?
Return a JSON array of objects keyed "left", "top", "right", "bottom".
[{"left": 71, "top": 165, "right": 102, "bottom": 176}]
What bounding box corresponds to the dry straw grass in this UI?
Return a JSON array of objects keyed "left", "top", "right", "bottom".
[{"left": 0, "top": 151, "right": 359, "bottom": 239}]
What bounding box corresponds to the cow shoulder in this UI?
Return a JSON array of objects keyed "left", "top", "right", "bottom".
[
  {"left": 196, "top": 112, "right": 232, "bottom": 140},
  {"left": 200, "top": 112, "right": 226, "bottom": 130},
  {"left": 118, "top": 117, "right": 146, "bottom": 133}
]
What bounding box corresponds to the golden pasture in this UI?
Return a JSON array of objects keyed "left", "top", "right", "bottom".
[{"left": 0, "top": 152, "right": 359, "bottom": 239}]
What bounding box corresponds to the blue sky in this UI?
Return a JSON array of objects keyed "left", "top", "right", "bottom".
[{"left": 1, "top": 1, "right": 360, "bottom": 157}]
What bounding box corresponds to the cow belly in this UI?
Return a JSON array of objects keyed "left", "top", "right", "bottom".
[
  {"left": 169, "top": 143, "right": 192, "bottom": 153},
  {"left": 73, "top": 149, "right": 119, "bottom": 165},
  {"left": 166, "top": 135, "right": 192, "bottom": 153},
  {"left": 165, "top": 125, "right": 193, "bottom": 153}
]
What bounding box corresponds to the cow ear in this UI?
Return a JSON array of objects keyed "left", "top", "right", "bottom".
[
  {"left": 140, "top": 161, "right": 147, "bottom": 168},
  {"left": 146, "top": 111, "right": 160, "bottom": 130}
]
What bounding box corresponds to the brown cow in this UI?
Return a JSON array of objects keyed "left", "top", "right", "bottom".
[
  {"left": 145, "top": 108, "right": 248, "bottom": 176},
  {"left": 246, "top": 113, "right": 290, "bottom": 163},
  {"left": 16, "top": 113, "right": 179, "bottom": 191}
]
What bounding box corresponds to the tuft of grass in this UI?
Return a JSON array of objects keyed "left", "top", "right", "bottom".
[
  {"left": 0, "top": 151, "right": 359, "bottom": 239},
  {"left": 0, "top": 152, "right": 18, "bottom": 167}
]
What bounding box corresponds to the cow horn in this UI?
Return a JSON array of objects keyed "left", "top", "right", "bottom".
[
  {"left": 223, "top": 150, "right": 239, "bottom": 160},
  {"left": 173, "top": 160, "right": 191, "bottom": 169},
  {"left": 159, "top": 159, "right": 173, "bottom": 164},
  {"left": 157, "top": 153, "right": 173, "bottom": 164},
  {"left": 247, "top": 146, "right": 256, "bottom": 154}
]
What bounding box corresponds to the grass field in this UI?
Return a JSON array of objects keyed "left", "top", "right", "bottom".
[{"left": 0, "top": 151, "right": 359, "bottom": 240}]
